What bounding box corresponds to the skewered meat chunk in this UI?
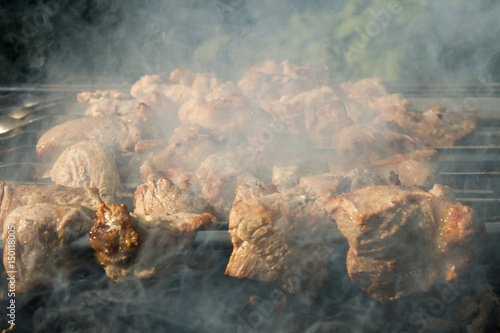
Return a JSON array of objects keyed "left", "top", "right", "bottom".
[
  {"left": 325, "top": 184, "right": 484, "bottom": 303},
  {"left": 36, "top": 116, "right": 141, "bottom": 163},
  {"left": 335, "top": 124, "right": 426, "bottom": 167},
  {"left": 405, "top": 105, "right": 478, "bottom": 147},
  {"left": 2, "top": 203, "right": 94, "bottom": 293},
  {"left": 195, "top": 154, "right": 260, "bottom": 220},
  {"left": 50, "top": 140, "right": 123, "bottom": 204},
  {"left": 134, "top": 177, "right": 212, "bottom": 215},
  {"left": 152, "top": 124, "right": 224, "bottom": 172},
  {"left": 272, "top": 165, "right": 300, "bottom": 190},
  {"left": 0, "top": 182, "right": 102, "bottom": 229},
  {"left": 341, "top": 77, "right": 388, "bottom": 100},
  {"left": 178, "top": 95, "right": 270, "bottom": 138},
  {"left": 233, "top": 176, "right": 278, "bottom": 205},
  {"left": 77, "top": 90, "right": 138, "bottom": 117},
  {"left": 305, "top": 99, "right": 353, "bottom": 146},
  {"left": 226, "top": 191, "right": 335, "bottom": 297},
  {"left": 89, "top": 203, "right": 216, "bottom": 282},
  {"left": 298, "top": 173, "right": 351, "bottom": 199},
  {"left": 366, "top": 149, "right": 438, "bottom": 188},
  {"left": 238, "top": 60, "right": 330, "bottom": 100}
]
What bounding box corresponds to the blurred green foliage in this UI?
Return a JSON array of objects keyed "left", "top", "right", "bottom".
[{"left": 1, "top": 0, "right": 499, "bottom": 83}]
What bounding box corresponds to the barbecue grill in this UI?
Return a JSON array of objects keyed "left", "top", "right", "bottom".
[{"left": 0, "top": 83, "right": 499, "bottom": 332}]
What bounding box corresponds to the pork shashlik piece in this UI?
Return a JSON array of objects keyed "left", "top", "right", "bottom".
[
  {"left": 133, "top": 177, "right": 212, "bottom": 216},
  {"left": 89, "top": 203, "right": 216, "bottom": 282},
  {"left": 50, "top": 140, "right": 123, "bottom": 204},
  {"left": 0, "top": 182, "right": 102, "bottom": 230},
  {"left": 324, "top": 184, "right": 485, "bottom": 303},
  {"left": 2, "top": 203, "right": 94, "bottom": 293},
  {"left": 225, "top": 190, "right": 335, "bottom": 297}
]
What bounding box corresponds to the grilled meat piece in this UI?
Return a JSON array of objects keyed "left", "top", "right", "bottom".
[
  {"left": 298, "top": 173, "right": 351, "bottom": 199},
  {"left": 195, "top": 154, "right": 260, "bottom": 220},
  {"left": 50, "top": 140, "right": 123, "bottom": 204},
  {"left": 134, "top": 177, "right": 212, "bottom": 215},
  {"left": 305, "top": 99, "right": 353, "bottom": 146},
  {"left": 375, "top": 104, "right": 478, "bottom": 147},
  {"left": 233, "top": 175, "right": 278, "bottom": 205},
  {"left": 413, "top": 105, "right": 478, "bottom": 146},
  {"left": 325, "top": 184, "right": 485, "bottom": 303},
  {"left": 226, "top": 191, "right": 335, "bottom": 297},
  {"left": 272, "top": 165, "right": 300, "bottom": 191},
  {"left": 178, "top": 95, "right": 270, "bottom": 138},
  {"left": 89, "top": 203, "right": 216, "bottom": 282},
  {"left": 36, "top": 116, "right": 141, "bottom": 163},
  {"left": 366, "top": 149, "right": 438, "bottom": 188},
  {"left": 77, "top": 90, "right": 138, "bottom": 117},
  {"left": 341, "top": 77, "right": 388, "bottom": 100},
  {"left": 335, "top": 124, "right": 426, "bottom": 166},
  {"left": 3, "top": 203, "right": 93, "bottom": 293},
  {"left": 152, "top": 124, "right": 224, "bottom": 172},
  {"left": 0, "top": 182, "right": 102, "bottom": 230},
  {"left": 238, "top": 60, "right": 330, "bottom": 100}
]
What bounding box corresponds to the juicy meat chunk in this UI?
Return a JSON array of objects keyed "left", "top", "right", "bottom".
[
  {"left": 325, "top": 184, "right": 484, "bottom": 303},
  {"left": 298, "top": 173, "right": 351, "bottom": 199},
  {"left": 417, "top": 105, "right": 478, "bottom": 146},
  {"left": 178, "top": 95, "right": 270, "bottom": 138},
  {"left": 134, "top": 177, "right": 212, "bottom": 215},
  {"left": 89, "top": 204, "right": 216, "bottom": 282},
  {"left": 77, "top": 90, "right": 138, "bottom": 117},
  {"left": 272, "top": 165, "right": 300, "bottom": 191},
  {"left": 233, "top": 175, "right": 278, "bottom": 205},
  {"left": 335, "top": 124, "right": 426, "bottom": 166},
  {"left": 238, "top": 60, "right": 330, "bottom": 100},
  {"left": 375, "top": 104, "right": 478, "bottom": 147},
  {"left": 3, "top": 203, "right": 93, "bottom": 293},
  {"left": 152, "top": 124, "right": 224, "bottom": 172},
  {"left": 341, "top": 77, "right": 388, "bottom": 100},
  {"left": 50, "top": 140, "right": 123, "bottom": 204},
  {"left": 305, "top": 99, "right": 353, "bottom": 146},
  {"left": 0, "top": 182, "right": 102, "bottom": 229},
  {"left": 366, "top": 149, "right": 438, "bottom": 188},
  {"left": 195, "top": 154, "right": 260, "bottom": 220},
  {"left": 225, "top": 192, "right": 335, "bottom": 297},
  {"left": 36, "top": 116, "right": 141, "bottom": 162}
]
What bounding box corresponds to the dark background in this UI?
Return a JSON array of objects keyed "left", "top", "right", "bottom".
[{"left": 1, "top": 0, "right": 500, "bottom": 85}]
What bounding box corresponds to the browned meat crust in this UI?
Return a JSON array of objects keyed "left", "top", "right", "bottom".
[
  {"left": 50, "top": 140, "right": 123, "bottom": 204},
  {"left": 0, "top": 182, "right": 102, "bottom": 230},
  {"left": 133, "top": 177, "right": 212, "bottom": 216},
  {"left": 325, "top": 184, "right": 485, "bottom": 303},
  {"left": 225, "top": 192, "right": 335, "bottom": 297},
  {"left": 89, "top": 203, "right": 216, "bottom": 282},
  {"left": 36, "top": 116, "right": 141, "bottom": 163},
  {"left": 3, "top": 203, "right": 93, "bottom": 293}
]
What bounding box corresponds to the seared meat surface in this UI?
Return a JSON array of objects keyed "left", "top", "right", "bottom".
[
  {"left": 2, "top": 203, "right": 93, "bottom": 293},
  {"left": 50, "top": 140, "right": 123, "bottom": 204},
  {"left": 335, "top": 124, "right": 426, "bottom": 167},
  {"left": 195, "top": 154, "right": 260, "bottom": 220},
  {"left": 77, "top": 90, "right": 138, "bottom": 117},
  {"left": 325, "top": 184, "right": 484, "bottom": 303},
  {"left": 89, "top": 204, "right": 216, "bottom": 282},
  {"left": 0, "top": 182, "right": 102, "bottom": 229},
  {"left": 152, "top": 124, "right": 224, "bottom": 172},
  {"left": 134, "top": 177, "right": 212, "bottom": 215},
  {"left": 36, "top": 116, "right": 141, "bottom": 162},
  {"left": 178, "top": 95, "right": 270, "bottom": 139},
  {"left": 226, "top": 191, "right": 335, "bottom": 297},
  {"left": 366, "top": 149, "right": 438, "bottom": 188}
]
